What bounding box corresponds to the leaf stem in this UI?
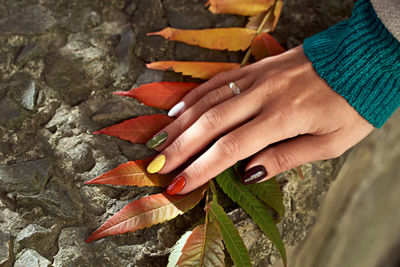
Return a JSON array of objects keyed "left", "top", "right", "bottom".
[
  {"left": 209, "top": 180, "right": 219, "bottom": 203},
  {"left": 240, "top": 0, "right": 277, "bottom": 67}
]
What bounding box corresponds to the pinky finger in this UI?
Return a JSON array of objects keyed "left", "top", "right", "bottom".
[{"left": 242, "top": 134, "right": 343, "bottom": 184}]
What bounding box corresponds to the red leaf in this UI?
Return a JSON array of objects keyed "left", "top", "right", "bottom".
[
  {"left": 251, "top": 33, "right": 285, "bottom": 61},
  {"left": 85, "top": 157, "right": 173, "bottom": 187},
  {"left": 86, "top": 184, "right": 208, "bottom": 242},
  {"left": 146, "top": 61, "right": 240, "bottom": 80},
  {"left": 93, "top": 114, "right": 174, "bottom": 143},
  {"left": 114, "top": 82, "right": 199, "bottom": 109}
]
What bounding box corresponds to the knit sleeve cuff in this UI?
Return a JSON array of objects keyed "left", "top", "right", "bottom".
[{"left": 303, "top": 0, "right": 400, "bottom": 128}]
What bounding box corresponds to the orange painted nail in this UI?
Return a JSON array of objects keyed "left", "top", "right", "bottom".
[{"left": 166, "top": 176, "right": 186, "bottom": 195}]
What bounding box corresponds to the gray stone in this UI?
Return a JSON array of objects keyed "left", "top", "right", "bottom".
[
  {"left": 163, "top": 0, "right": 216, "bottom": 29},
  {"left": 20, "top": 81, "right": 37, "bottom": 110},
  {"left": 125, "top": 2, "right": 137, "bottom": 16},
  {"left": 112, "top": 25, "right": 137, "bottom": 84},
  {"left": 57, "top": 8, "right": 101, "bottom": 33},
  {"left": 135, "top": 69, "right": 164, "bottom": 86},
  {"left": 0, "top": 231, "right": 11, "bottom": 265},
  {"left": 14, "top": 224, "right": 53, "bottom": 256},
  {"left": 0, "top": 158, "right": 51, "bottom": 193},
  {"left": 66, "top": 143, "right": 95, "bottom": 173},
  {"left": 14, "top": 249, "right": 51, "bottom": 267},
  {"left": 0, "top": 97, "right": 22, "bottom": 125},
  {"left": 0, "top": 5, "right": 56, "bottom": 35},
  {"left": 131, "top": 0, "right": 168, "bottom": 61},
  {"left": 91, "top": 96, "right": 159, "bottom": 126},
  {"left": 120, "top": 143, "right": 155, "bottom": 161},
  {"left": 16, "top": 186, "right": 82, "bottom": 221},
  {"left": 15, "top": 43, "right": 47, "bottom": 67}
]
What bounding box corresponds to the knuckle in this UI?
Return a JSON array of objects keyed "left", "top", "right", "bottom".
[
  {"left": 320, "top": 146, "right": 343, "bottom": 159},
  {"left": 212, "top": 72, "right": 228, "bottom": 85},
  {"left": 203, "top": 89, "right": 224, "bottom": 106},
  {"left": 174, "top": 116, "right": 186, "bottom": 132},
  {"left": 272, "top": 149, "right": 293, "bottom": 172},
  {"left": 187, "top": 87, "right": 202, "bottom": 101},
  {"left": 188, "top": 162, "right": 203, "bottom": 179},
  {"left": 216, "top": 135, "right": 241, "bottom": 159},
  {"left": 169, "top": 138, "right": 185, "bottom": 155},
  {"left": 200, "top": 108, "right": 223, "bottom": 130}
]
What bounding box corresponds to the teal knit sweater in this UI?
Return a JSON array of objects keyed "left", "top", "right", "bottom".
[{"left": 303, "top": 0, "right": 400, "bottom": 128}]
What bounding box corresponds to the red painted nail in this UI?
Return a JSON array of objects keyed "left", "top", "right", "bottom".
[{"left": 166, "top": 176, "right": 186, "bottom": 195}]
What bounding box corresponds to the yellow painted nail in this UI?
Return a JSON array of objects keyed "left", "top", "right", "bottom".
[{"left": 147, "top": 155, "right": 166, "bottom": 173}]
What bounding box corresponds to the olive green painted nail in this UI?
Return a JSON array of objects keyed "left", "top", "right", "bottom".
[{"left": 146, "top": 131, "right": 168, "bottom": 149}]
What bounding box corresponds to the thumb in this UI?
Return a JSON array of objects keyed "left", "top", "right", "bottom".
[{"left": 241, "top": 134, "right": 341, "bottom": 184}]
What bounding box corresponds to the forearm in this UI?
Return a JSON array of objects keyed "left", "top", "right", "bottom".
[{"left": 303, "top": 0, "right": 400, "bottom": 128}]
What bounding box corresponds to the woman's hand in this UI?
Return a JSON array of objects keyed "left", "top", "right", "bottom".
[{"left": 145, "top": 45, "right": 374, "bottom": 195}]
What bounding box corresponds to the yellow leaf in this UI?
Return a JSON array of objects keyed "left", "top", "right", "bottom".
[
  {"left": 146, "top": 61, "right": 240, "bottom": 80},
  {"left": 246, "top": 0, "right": 284, "bottom": 33},
  {"left": 148, "top": 27, "right": 257, "bottom": 51},
  {"left": 205, "top": 0, "right": 274, "bottom": 16}
]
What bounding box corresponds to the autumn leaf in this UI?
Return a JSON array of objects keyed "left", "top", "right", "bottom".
[
  {"left": 114, "top": 82, "right": 199, "bottom": 109},
  {"left": 146, "top": 61, "right": 240, "bottom": 80},
  {"left": 148, "top": 27, "right": 257, "bottom": 52},
  {"left": 176, "top": 221, "right": 225, "bottom": 267},
  {"left": 246, "top": 0, "right": 283, "bottom": 33},
  {"left": 251, "top": 33, "right": 285, "bottom": 61},
  {"left": 85, "top": 157, "right": 173, "bottom": 187},
  {"left": 93, "top": 114, "right": 173, "bottom": 144},
  {"left": 205, "top": 0, "right": 274, "bottom": 16},
  {"left": 86, "top": 184, "right": 208, "bottom": 243}
]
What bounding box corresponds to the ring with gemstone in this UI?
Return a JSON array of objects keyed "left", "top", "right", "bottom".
[{"left": 228, "top": 81, "right": 241, "bottom": 96}]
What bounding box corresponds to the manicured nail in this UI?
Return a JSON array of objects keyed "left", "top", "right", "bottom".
[
  {"left": 166, "top": 176, "right": 186, "bottom": 195},
  {"left": 146, "top": 131, "right": 168, "bottom": 149},
  {"left": 147, "top": 155, "right": 166, "bottom": 173},
  {"left": 168, "top": 101, "right": 185, "bottom": 117},
  {"left": 242, "top": 165, "right": 267, "bottom": 185}
]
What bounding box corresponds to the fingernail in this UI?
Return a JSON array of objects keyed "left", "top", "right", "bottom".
[
  {"left": 242, "top": 165, "right": 267, "bottom": 185},
  {"left": 146, "top": 131, "right": 168, "bottom": 149},
  {"left": 166, "top": 176, "right": 186, "bottom": 195},
  {"left": 147, "top": 155, "right": 166, "bottom": 173},
  {"left": 168, "top": 101, "right": 185, "bottom": 117}
]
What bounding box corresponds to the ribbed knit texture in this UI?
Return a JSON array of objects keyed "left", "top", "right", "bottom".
[{"left": 303, "top": 0, "right": 400, "bottom": 128}]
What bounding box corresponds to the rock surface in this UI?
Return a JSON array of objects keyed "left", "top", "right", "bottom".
[{"left": 3, "top": 0, "right": 398, "bottom": 266}]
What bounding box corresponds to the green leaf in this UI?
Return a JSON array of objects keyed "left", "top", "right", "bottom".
[
  {"left": 247, "top": 178, "right": 285, "bottom": 221},
  {"left": 207, "top": 201, "right": 252, "bottom": 267},
  {"left": 177, "top": 221, "right": 225, "bottom": 267},
  {"left": 168, "top": 230, "right": 193, "bottom": 267},
  {"left": 216, "top": 167, "right": 287, "bottom": 267}
]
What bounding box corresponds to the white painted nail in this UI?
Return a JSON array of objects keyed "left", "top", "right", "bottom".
[{"left": 168, "top": 102, "right": 185, "bottom": 117}]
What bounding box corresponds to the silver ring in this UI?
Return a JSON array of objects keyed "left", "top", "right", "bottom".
[{"left": 228, "top": 82, "right": 241, "bottom": 96}]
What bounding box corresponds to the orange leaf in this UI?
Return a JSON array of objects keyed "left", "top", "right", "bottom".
[
  {"left": 251, "top": 33, "right": 285, "bottom": 61},
  {"left": 114, "top": 82, "right": 199, "bottom": 109},
  {"left": 85, "top": 157, "right": 173, "bottom": 187},
  {"left": 205, "top": 0, "right": 274, "bottom": 16},
  {"left": 93, "top": 114, "right": 173, "bottom": 143},
  {"left": 177, "top": 221, "right": 225, "bottom": 267},
  {"left": 85, "top": 184, "right": 208, "bottom": 242},
  {"left": 148, "top": 27, "right": 257, "bottom": 52},
  {"left": 146, "top": 61, "right": 240, "bottom": 80},
  {"left": 246, "top": 0, "right": 283, "bottom": 33}
]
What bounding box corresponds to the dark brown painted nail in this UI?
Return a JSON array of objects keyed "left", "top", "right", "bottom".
[{"left": 242, "top": 165, "right": 267, "bottom": 185}]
